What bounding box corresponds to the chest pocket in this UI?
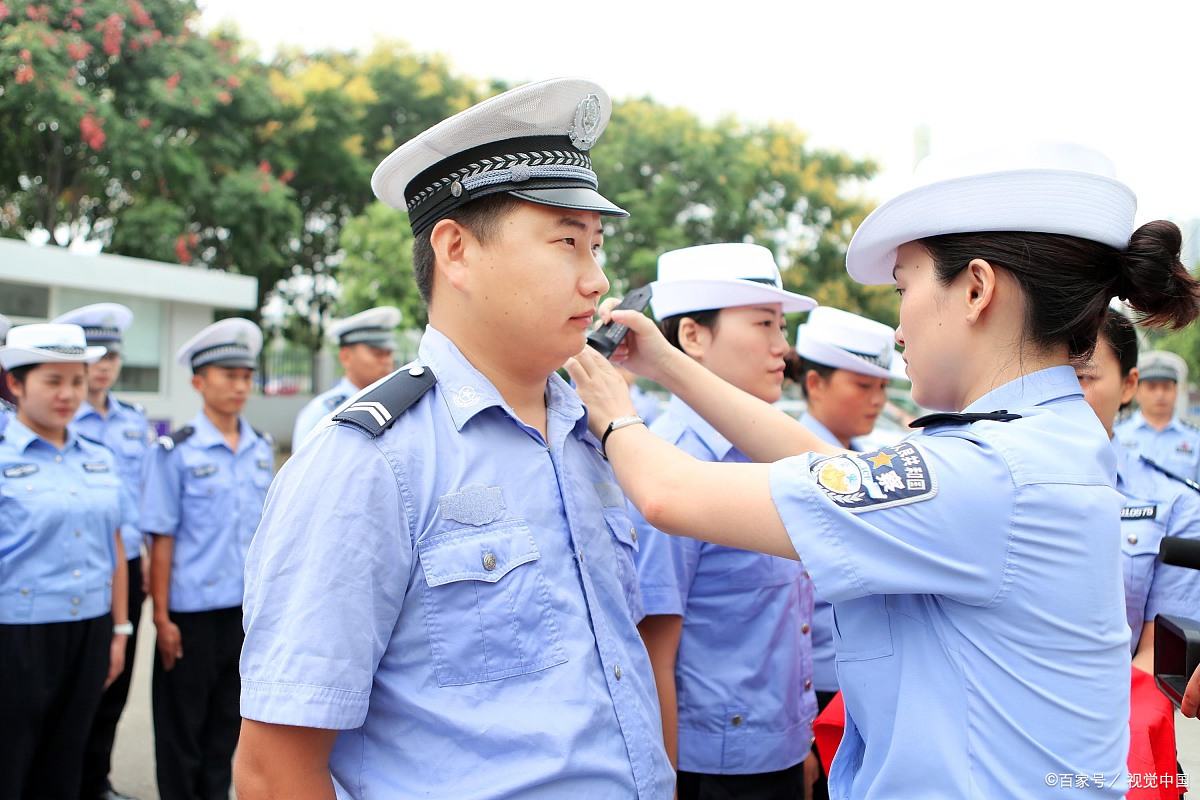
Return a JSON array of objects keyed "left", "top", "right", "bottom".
[
  {"left": 418, "top": 520, "right": 567, "bottom": 686},
  {"left": 601, "top": 506, "right": 642, "bottom": 618},
  {"left": 832, "top": 594, "right": 894, "bottom": 662}
]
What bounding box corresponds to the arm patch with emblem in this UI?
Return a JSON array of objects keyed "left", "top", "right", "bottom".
[{"left": 810, "top": 441, "right": 937, "bottom": 513}]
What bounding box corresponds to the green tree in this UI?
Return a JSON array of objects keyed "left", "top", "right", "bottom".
[{"left": 334, "top": 200, "right": 424, "bottom": 327}]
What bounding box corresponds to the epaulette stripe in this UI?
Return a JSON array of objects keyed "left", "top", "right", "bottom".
[
  {"left": 1140, "top": 456, "right": 1200, "bottom": 495},
  {"left": 333, "top": 366, "right": 437, "bottom": 437}
]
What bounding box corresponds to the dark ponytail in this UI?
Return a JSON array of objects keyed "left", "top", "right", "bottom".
[
  {"left": 919, "top": 220, "right": 1200, "bottom": 361},
  {"left": 1115, "top": 220, "right": 1200, "bottom": 330}
]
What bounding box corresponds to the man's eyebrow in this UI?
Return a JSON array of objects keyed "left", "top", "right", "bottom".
[{"left": 556, "top": 216, "right": 590, "bottom": 232}]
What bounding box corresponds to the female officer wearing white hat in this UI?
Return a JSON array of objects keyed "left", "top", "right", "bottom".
[
  {"left": 291, "top": 305, "right": 402, "bottom": 448},
  {"left": 53, "top": 302, "right": 154, "bottom": 800},
  {"left": 139, "top": 317, "right": 273, "bottom": 800},
  {"left": 0, "top": 323, "right": 131, "bottom": 799},
  {"left": 790, "top": 305, "right": 908, "bottom": 798},
  {"left": 569, "top": 141, "right": 1200, "bottom": 797},
  {"left": 633, "top": 242, "right": 821, "bottom": 799}
]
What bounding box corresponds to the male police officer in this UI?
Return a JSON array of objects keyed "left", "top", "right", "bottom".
[
  {"left": 290, "top": 305, "right": 401, "bottom": 448},
  {"left": 235, "top": 78, "right": 674, "bottom": 799},
  {"left": 1115, "top": 350, "right": 1200, "bottom": 482},
  {"left": 53, "top": 303, "right": 153, "bottom": 800},
  {"left": 141, "top": 318, "right": 274, "bottom": 800}
]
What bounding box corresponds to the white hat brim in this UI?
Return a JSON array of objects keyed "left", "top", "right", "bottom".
[
  {"left": 0, "top": 345, "right": 106, "bottom": 370},
  {"left": 846, "top": 169, "right": 1136, "bottom": 285},
  {"left": 649, "top": 279, "right": 816, "bottom": 319},
  {"left": 796, "top": 336, "right": 908, "bottom": 382}
]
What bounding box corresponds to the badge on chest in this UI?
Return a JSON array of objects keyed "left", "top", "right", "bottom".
[
  {"left": 191, "top": 464, "right": 218, "bottom": 478},
  {"left": 3, "top": 463, "right": 38, "bottom": 478}
]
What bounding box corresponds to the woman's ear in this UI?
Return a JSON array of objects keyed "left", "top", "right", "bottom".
[
  {"left": 677, "top": 317, "right": 713, "bottom": 361},
  {"left": 962, "top": 258, "right": 999, "bottom": 324}
]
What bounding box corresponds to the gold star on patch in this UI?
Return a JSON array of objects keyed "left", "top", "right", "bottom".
[{"left": 867, "top": 451, "right": 895, "bottom": 469}]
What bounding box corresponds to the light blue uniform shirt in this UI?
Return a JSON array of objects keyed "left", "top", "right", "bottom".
[
  {"left": 634, "top": 396, "right": 816, "bottom": 775},
  {"left": 140, "top": 412, "right": 273, "bottom": 613},
  {"left": 1, "top": 418, "right": 122, "bottom": 624},
  {"left": 74, "top": 392, "right": 151, "bottom": 560},
  {"left": 797, "top": 411, "right": 868, "bottom": 694},
  {"left": 241, "top": 326, "right": 673, "bottom": 800},
  {"left": 630, "top": 384, "right": 662, "bottom": 426},
  {"left": 0, "top": 403, "right": 12, "bottom": 437},
  {"left": 770, "top": 367, "right": 1130, "bottom": 798},
  {"left": 1113, "top": 438, "right": 1200, "bottom": 654},
  {"left": 292, "top": 376, "right": 357, "bottom": 450},
  {"left": 1115, "top": 410, "right": 1200, "bottom": 482}
]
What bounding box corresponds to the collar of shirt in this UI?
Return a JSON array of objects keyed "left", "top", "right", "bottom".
[
  {"left": 417, "top": 325, "right": 585, "bottom": 437},
  {"left": 4, "top": 417, "right": 82, "bottom": 454},
  {"left": 1123, "top": 408, "right": 1184, "bottom": 435},
  {"left": 964, "top": 364, "right": 1083, "bottom": 415},
  {"left": 665, "top": 394, "right": 735, "bottom": 460},
  {"left": 76, "top": 392, "right": 130, "bottom": 423},
  {"left": 329, "top": 376, "right": 357, "bottom": 397},
  {"left": 187, "top": 411, "right": 256, "bottom": 454}
]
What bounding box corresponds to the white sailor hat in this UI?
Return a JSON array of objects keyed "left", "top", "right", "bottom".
[
  {"left": 53, "top": 302, "right": 134, "bottom": 351},
  {"left": 1138, "top": 350, "right": 1184, "bottom": 383},
  {"left": 649, "top": 243, "right": 816, "bottom": 320},
  {"left": 372, "top": 77, "right": 627, "bottom": 237},
  {"left": 795, "top": 307, "right": 908, "bottom": 381},
  {"left": 0, "top": 313, "right": 10, "bottom": 344},
  {"left": 0, "top": 323, "right": 106, "bottom": 370},
  {"left": 329, "top": 306, "right": 402, "bottom": 350},
  {"left": 847, "top": 141, "right": 1137, "bottom": 285},
  {"left": 175, "top": 318, "right": 262, "bottom": 372}
]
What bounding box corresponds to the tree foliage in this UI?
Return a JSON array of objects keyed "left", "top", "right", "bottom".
[{"left": 1, "top": 6, "right": 891, "bottom": 352}]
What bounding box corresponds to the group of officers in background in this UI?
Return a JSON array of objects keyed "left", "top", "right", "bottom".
[
  {"left": 0, "top": 302, "right": 409, "bottom": 799},
  {"left": 3, "top": 73, "right": 1200, "bottom": 800}
]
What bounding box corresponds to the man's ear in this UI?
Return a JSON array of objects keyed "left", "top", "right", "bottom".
[
  {"left": 677, "top": 316, "right": 713, "bottom": 361},
  {"left": 962, "top": 258, "right": 999, "bottom": 325},
  {"left": 430, "top": 218, "right": 474, "bottom": 294}
]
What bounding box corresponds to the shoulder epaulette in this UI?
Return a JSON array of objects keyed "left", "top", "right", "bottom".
[
  {"left": 115, "top": 397, "right": 146, "bottom": 415},
  {"left": 253, "top": 427, "right": 275, "bottom": 447},
  {"left": 909, "top": 410, "right": 1022, "bottom": 429},
  {"left": 1140, "top": 456, "right": 1200, "bottom": 495},
  {"left": 1181, "top": 418, "right": 1200, "bottom": 432},
  {"left": 333, "top": 365, "right": 436, "bottom": 437},
  {"left": 156, "top": 425, "right": 195, "bottom": 452},
  {"left": 76, "top": 432, "right": 106, "bottom": 448}
]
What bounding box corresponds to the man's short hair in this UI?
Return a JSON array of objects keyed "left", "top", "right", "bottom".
[{"left": 411, "top": 193, "right": 526, "bottom": 306}]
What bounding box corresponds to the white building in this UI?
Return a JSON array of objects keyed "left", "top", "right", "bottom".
[{"left": 0, "top": 239, "right": 310, "bottom": 444}]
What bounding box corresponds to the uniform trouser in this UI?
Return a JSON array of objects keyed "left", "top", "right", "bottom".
[
  {"left": 80, "top": 557, "right": 145, "bottom": 799},
  {"left": 152, "top": 606, "right": 243, "bottom": 800},
  {"left": 677, "top": 761, "right": 806, "bottom": 800},
  {"left": 0, "top": 613, "right": 112, "bottom": 800},
  {"left": 810, "top": 689, "right": 838, "bottom": 800}
]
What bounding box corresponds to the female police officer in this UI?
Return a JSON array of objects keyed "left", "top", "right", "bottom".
[
  {"left": 0, "top": 323, "right": 130, "bottom": 799},
  {"left": 633, "top": 242, "right": 820, "bottom": 799},
  {"left": 568, "top": 142, "right": 1200, "bottom": 798}
]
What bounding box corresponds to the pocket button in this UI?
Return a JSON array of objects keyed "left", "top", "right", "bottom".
[{"left": 482, "top": 552, "right": 497, "bottom": 571}]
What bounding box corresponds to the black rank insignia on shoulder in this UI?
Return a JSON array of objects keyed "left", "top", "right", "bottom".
[
  {"left": 1140, "top": 456, "right": 1200, "bottom": 495},
  {"left": 810, "top": 441, "right": 937, "bottom": 514},
  {"left": 333, "top": 365, "right": 437, "bottom": 437},
  {"left": 156, "top": 426, "right": 195, "bottom": 452},
  {"left": 908, "top": 410, "right": 1022, "bottom": 429}
]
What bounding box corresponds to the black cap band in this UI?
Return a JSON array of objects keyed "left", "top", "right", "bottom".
[{"left": 405, "top": 135, "right": 595, "bottom": 236}]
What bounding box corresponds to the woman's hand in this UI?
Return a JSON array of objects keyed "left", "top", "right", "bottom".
[
  {"left": 105, "top": 634, "right": 127, "bottom": 689},
  {"left": 565, "top": 345, "right": 639, "bottom": 440},
  {"left": 595, "top": 297, "right": 678, "bottom": 385}
]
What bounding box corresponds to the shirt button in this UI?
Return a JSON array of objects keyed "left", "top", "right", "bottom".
[
  {"left": 731, "top": 714, "right": 743, "bottom": 727},
  {"left": 70, "top": 609, "right": 79, "bottom": 617},
  {"left": 577, "top": 549, "right": 585, "bottom": 564},
  {"left": 482, "top": 552, "right": 497, "bottom": 571},
  {"left": 73, "top": 570, "right": 81, "bottom": 578},
  {"left": 72, "top": 596, "right": 81, "bottom": 605},
  {"left": 74, "top": 530, "right": 82, "bottom": 538},
  {"left": 20, "top": 588, "right": 30, "bottom": 596},
  {"left": 1127, "top": 534, "right": 1139, "bottom": 545},
  {"left": 805, "top": 679, "right": 813, "bottom": 690},
  {"left": 54, "top": 455, "right": 63, "bottom": 463},
  {"left": 803, "top": 570, "right": 810, "bottom": 579},
  {"left": 408, "top": 366, "right": 425, "bottom": 377},
  {"left": 69, "top": 487, "right": 77, "bottom": 495},
  {"left": 614, "top": 664, "right": 622, "bottom": 681},
  {"left": 801, "top": 624, "right": 811, "bottom": 634},
  {"left": 630, "top": 527, "right": 638, "bottom": 542}
]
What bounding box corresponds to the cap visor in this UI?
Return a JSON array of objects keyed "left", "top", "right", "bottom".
[
  {"left": 508, "top": 187, "right": 628, "bottom": 217},
  {"left": 796, "top": 337, "right": 907, "bottom": 382}
]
